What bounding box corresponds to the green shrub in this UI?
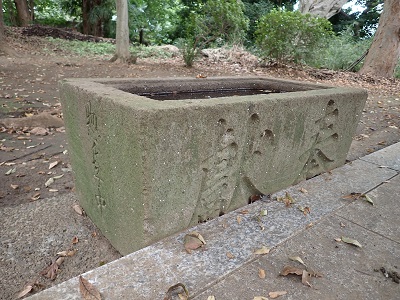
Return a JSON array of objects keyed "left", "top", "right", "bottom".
[
  {"left": 200, "top": 0, "right": 249, "bottom": 45},
  {"left": 308, "top": 29, "right": 371, "bottom": 71},
  {"left": 255, "top": 9, "right": 333, "bottom": 63},
  {"left": 177, "top": 0, "right": 249, "bottom": 67},
  {"left": 176, "top": 38, "right": 198, "bottom": 67}
]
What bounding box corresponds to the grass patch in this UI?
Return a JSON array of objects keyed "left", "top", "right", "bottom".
[
  {"left": 47, "top": 38, "right": 116, "bottom": 56},
  {"left": 47, "top": 38, "right": 173, "bottom": 59}
]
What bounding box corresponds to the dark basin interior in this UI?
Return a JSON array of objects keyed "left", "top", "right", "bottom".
[
  {"left": 137, "top": 88, "right": 280, "bottom": 100},
  {"left": 105, "top": 78, "right": 327, "bottom": 101}
]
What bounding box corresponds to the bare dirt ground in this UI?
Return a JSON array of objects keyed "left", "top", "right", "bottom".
[{"left": 0, "top": 27, "right": 399, "bottom": 299}]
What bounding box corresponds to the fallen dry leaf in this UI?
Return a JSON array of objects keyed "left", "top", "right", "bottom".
[
  {"left": 269, "top": 291, "right": 287, "bottom": 298},
  {"left": 254, "top": 246, "right": 270, "bottom": 255},
  {"left": 341, "top": 236, "right": 362, "bottom": 248},
  {"left": 239, "top": 209, "right": 249, "bottom": 214},
  {"left": 334, "top": 238, "right": 342, "bottom": 242},
  {"left": 79, "top": 276, "right": 102, "bottom": 300},
  {"left": 260, "top": 209, "right": 268, "bottom": 216},
  {"left": 40, "top": 257, "right": 64, "bottom": 280},
  {"left": 164, "top": 283, "right": 189, "bottom": 300},
  {"left": 301, "top": 270, "right": 312, "bottom": 287},
  {"left": 237, "top": 215, "right": 242, "bottom": 224},
  {"left": 280, "top": 265, "right": 304, "bottom": 276},
  {"left": 300, "top": 187, "right": 308, "bottom": 194},
  {"left": 226, "top": 252, "right": 235, "bottom": 259},
  {"left": 298, "top": 206, "right": 311, "bottom": 216},
  {"left": 258, "top": 268, "right": 266, "bottom": 279},
  {"left": 71, "top": 236, "right": 79, "bottom": 244},
  {"left": 277, "top": 192, "right": 295, "bottom": 207},
  {"left": 5, "top": 167, "right": 16, "bottom": 175},
  {"left": 285, "top": 192, "right": 295, "bottom": 203},
  {"left": 10, "top": 184, "right": 19, "bottom": 190},
  {"left": 306, "top": 222, "right": 314, "bottom": 229},
  {"left": 17, "top": 285, "right": 33, "bottom": 299},
  {"left": 178, "top": 293, "right": 188, "bottom": 300},
  {"left": 44, "top": 177, "right": 54, "bottom": 187},
  {"left": 303, "top": 206, "right": 311, "bottom": 215},
  {"left": 362, "top": 194, "right": 374, "bottom": 206},
  {"left": 31, "top": 192, "right": 40, "bottom": 201},
  {"left": 73, "top": 204, "right": 84, "bottom": 216},
  {"left": 183, "top": 232, "right": 206, "bottom": 254},
  {"left": 253, "top": 297, "right": 268, "bottom": 300},
  {"left": 49, "top": 161, "right": 59, "bottom": 169},
  {"left": 289, "top": 256, "right": 306, "bottom": 266},
  {"left": 340, "top": 222, "right": 346, "bottom": 227},
  {"left": 56, "top": 256, "right": 65, "bottom": 265},
  {"left": 57, "top": 249, "right": 77, "bottom": 257}
]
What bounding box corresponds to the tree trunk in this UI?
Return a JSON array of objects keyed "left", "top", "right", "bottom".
[
  {"left": 359, "top": 0, "right": 400, "bottom": 78},
  {"left": 111, "top": 0, "right": 132, "bottom": 63},
  {"left": 0, "top": 0, "right": 19, "bottom": 56},
  {"left": 299, "top": 0, "right": 348, "bottom": 19},
  {"left": 0, "top": 0, "right": 4, "bottom": 37},
  {"left": 14, "top": 0, "right": 31, "bottom": 26},
  {"left": 82, "top": 0, "right": 91, "bottom": 35}
]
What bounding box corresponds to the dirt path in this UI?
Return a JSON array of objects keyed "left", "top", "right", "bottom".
[{"left": 0, "top": 34, "right": 399, "bottom": 299}]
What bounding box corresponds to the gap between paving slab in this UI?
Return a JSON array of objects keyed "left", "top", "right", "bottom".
[
  {"left": 360, "top": 142, "right": 400, "bottom": 171},
  {"left": 27, "top": 144, "right": 399, "bottom": 300}
]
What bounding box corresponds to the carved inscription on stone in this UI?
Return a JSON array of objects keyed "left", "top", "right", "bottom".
[
  {"left": 194, "top": 120, "right": 239, "bottom": 223},
  {"left": 240, "top": 113, "right": 275, "bottom": 196},
  {"left": 86, "top": 102, "right": 106, "bottom": 210},
  {"left": 193, "top": 114, "right": 274, "bottom": 223},
  {"left": 298, "top": 100, "right": 339, "bottom": 178}
]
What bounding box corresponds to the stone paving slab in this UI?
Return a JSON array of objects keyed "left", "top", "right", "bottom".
[
  {"left": 27, "top": 157, "right": 397, "bottom": 300},
  {"left": 337, "top": 174, "right": 400, "bottom": 243},
  {"left": 194, "top": 214, "right": 400, "bottom": 300},
  {"left": 360, "top": 142, "right": 400, "bottom": 171}
]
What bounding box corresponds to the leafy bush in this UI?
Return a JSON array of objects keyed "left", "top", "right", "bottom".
[
  {"left": 178, "top": 0, "right": 249, "bottom": 67},
  {"left": 176, "top": 38, "right": 198, "bottom": 67},
  {"left": 255, "top": 9, "right": 333, "bottom": 63},
  {"left": 243, "top": 0, "right": 273, "bottom": 44},
  {"left": 308, "top": 29, "right": 371, "bottom": 71},
  {"left": 200, "top": 0, "right": 249, "bottom": 45}
]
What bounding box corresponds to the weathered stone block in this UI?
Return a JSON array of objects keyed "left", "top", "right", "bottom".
[{"left": 59, "top": 77, "right": 367, "bottom": 254}]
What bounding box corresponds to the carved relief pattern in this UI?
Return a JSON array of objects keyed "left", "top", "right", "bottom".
[
  {"left": 192, "top": 100, "right": 339, "bottom": 223},
  {"left": 86, "top": 102, "right": 106, "bottom": 210},
  {"left": 193, "top": 114, "right": 274, "bottom": 223},
  {"left": 298, "top": 100, "right": 339, "bottom": 178},
  {"left": 195, "top": 123, "right": 239, "bottom": 223}
]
